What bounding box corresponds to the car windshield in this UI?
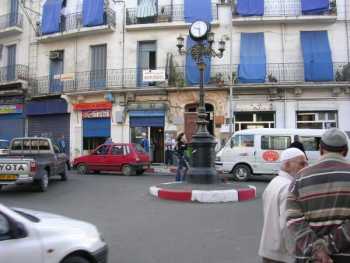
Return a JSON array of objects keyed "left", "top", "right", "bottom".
[
  {"left": 12, "top": 209, "right": 40, "bottom": 223},
  {"left": 0, "top": 140, "right": 9, "bottom": 149}
]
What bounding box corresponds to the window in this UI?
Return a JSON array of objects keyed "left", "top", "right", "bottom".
[
  {"left": 299, "top": 136, "right": 321, "bottom": 151},
  {"left": 95, "top": 145, "right": 109, "bottom": 155},
  {"left": 11, "top": 140, "right": 22, "bottom": 150},
  {"left": 0, "top": 141, "right": 9, "bottom": 149},
  {"left": 111, "top": 145, "right": 124, "bottom": 155},
  {"left": 0, "top": 213, "right": 10, "bottom": 241},
  {"left": 297, "top": 111, "right": 337, "bottom": 129},
  {"left": 234, "top": 112, "right": 275, "bottom": 131},
  {"left": 38, "top": 140, "right": 50, "bottom": 150},
  {"left": 231, "top": 135, "right": 254, "bottom": 148},
  {"left": 261, "top": 136, "right": 291, "bottom": 150}
]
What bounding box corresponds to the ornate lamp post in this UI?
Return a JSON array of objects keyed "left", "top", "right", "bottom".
[{"left": 176, "top": 21, "right": 225, "bottom": 184}]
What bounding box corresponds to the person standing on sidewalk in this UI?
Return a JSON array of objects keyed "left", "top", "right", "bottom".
[
  {"left": 259, "top": 148, "right": 308, "bottom": 263},
  {"left": 175, "top": 132, "right": 189, "bottom": 182},
  {"left": 287, "top": 128, "right": 350, "bottom": 263}
]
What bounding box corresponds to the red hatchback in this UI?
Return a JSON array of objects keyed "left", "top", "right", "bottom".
[{"left": 73, "top": 143, "right": 150, "bottom": 176}]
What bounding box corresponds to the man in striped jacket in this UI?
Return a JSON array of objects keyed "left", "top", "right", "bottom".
[{"left": 286, "top": 128, "right": 350, "bottom": 263}]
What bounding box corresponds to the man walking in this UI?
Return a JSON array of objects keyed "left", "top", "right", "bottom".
[
  {"left": 259, "top": 148, "right": 308, "bottom": 263},
  {"left": 287, "top": 128, "right": 350, "bottom": 263}
]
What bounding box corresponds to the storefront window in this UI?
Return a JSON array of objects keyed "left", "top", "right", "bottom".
[
  {"left": 234, "top": 112, "right": 275, "bottom": 131},
  {"left": 296, "top": 111, "right": 337, "bottom": 129}
]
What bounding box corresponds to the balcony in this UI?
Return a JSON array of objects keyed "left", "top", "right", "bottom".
[
  {"left": 31, "top": 62, "right": 350, "bottom": 96},
  {"left": 37, "top": 8, "right": 116, "bottom": 43},
  {"left": 0, "top": 65, "right": 29, "bottom": 87},
  {"left": 0, "top": 13, "right": 23, "bottom": 38},
  {"left": 126, "top": 4, "right": 218, "bottom": 31},
  {"left": 232, "top": 0, "right": 337, "bottom": 25}
]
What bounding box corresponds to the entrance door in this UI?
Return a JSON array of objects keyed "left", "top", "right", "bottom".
[
  {"left": 6, "top": 45, "right": 16, "bottom": 81},
  {"left": 90, "top": 44, "right": 107, "bottom": 90},
  {"left": 151, "top": 127, "right": 164, "bottom": 163},
  {"left": 137, "top": 41, "right": 156, "bottom": 86}
]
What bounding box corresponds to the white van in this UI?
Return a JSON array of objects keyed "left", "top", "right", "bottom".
[{"left": 215, "top": 128, "right": 329, "bottom": 181}]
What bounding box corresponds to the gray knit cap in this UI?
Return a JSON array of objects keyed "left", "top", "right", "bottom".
[{"left": 321, "top": 128, "right": 348, "bottom": 149}]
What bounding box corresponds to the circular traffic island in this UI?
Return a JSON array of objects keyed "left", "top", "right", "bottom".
[{"left": 149, "top": 181, "right": 256, "bottom": 203}]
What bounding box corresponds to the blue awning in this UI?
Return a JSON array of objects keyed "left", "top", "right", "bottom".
[
  {"left": 136, "top": 0, "right": 157, "bottom": 18},
  {"left": 41, "top": 0, "right": 63, "bottom": 35},
  {"left": 82, "top": 0, "right": 104, "bottom": 27},
  {"left": 25, "top": 99, "right": 68, "bottom": 116},
  {"left": 129, "top": 110, "right": 165, "bottom": 127},
  {"left": 301, "top": 31, "right": 334, "bottom": 82},
  {"left": 186, "top": 36, "right": 211, "bottom": 85},
  {"left": 83, "top": 118, "right": 111, "bottom": 138},
  {"left": 301, "top": 0, "right": 329, "bottom": 15},
  {"left": 238, "top": 33, "right": 266, "bottom": 83},
  {"left": 236, "top": 0, "right": 264, "bottom": 16},
  {"left": 184, "top": 0, "right": 212, "bottom": 23}
]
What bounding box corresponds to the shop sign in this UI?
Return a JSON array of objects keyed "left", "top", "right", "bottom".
[
  {"left": 73, "top": 102, "right": 112, "bottom": 111},
  {"left": 236, "top": 103, "right": 273, "bottom": 112},
  {"left": 82, "top": 110, "right": 111, "bottom": 119},
  {"left": 0, "top": 104, "right": 23, "bottom": 114},
  {"left": 0, "top": 96, "right": 23, "bottom": 105},
  {"left": 143, "top": 70, "right": 166, "bottom": 82}
]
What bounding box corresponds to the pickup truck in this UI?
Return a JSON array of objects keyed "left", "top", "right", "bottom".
[{"left": 0, "top": 137, "right": 69, "bottom": 192}]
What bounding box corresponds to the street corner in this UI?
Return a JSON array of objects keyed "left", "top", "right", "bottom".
[{"left": 149, "top": 182, "right": 257, "bottom": 203}]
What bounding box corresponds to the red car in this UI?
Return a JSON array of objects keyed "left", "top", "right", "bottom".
[{"left": 73, "top": 143, "right": 150, "bottom": 176}]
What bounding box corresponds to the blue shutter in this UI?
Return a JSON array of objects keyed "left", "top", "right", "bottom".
[
  {"left": 236, "top": 0, "right": 264, "bottom": 16},
  {"left": 82, "top": 0, "right": 104, "bottom": 27},
  {"left": 301, "top": 0, "right": 329, "bottom": 15},
  {"left": 301, "top": 31, "right": 333, "bottom": 82},
  {"left": 0, "top": 114, "right": 24, "bottom": 141},
  {"left": 49, "top": 54, "right": 64, "bottom": 93},
  {"left": 25, "top": 99, "right": 68, "bottom": 115},
  {"left": 10, "top": 0, "right": 19, "bottom": 26},
  {"left": 129, "top": 111, "right": 165, "bottom": 127},
  {"left": 238, "top": 33, "right": 266, "bottom": 83},
  {"left": 41, "top": 0, "right": 63, "bottom": 35},
  {"left": 91, "top": 45, "right": 107, "bottom": 90},
  {"left": 185, "top": 37, "right": 211, "bottom": 85},
  {"left": 83, "top": 118, "right": 111, "bottom": 137},
  {"left": 184, "top": 0, "right": 212, "bottom": 23}
]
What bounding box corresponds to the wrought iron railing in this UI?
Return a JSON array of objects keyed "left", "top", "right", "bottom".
[
  {"left": 0, "top": 13, "right": 23, "bottom": 31},
  {"left": 233, "top": 0, "right": 337, "bottom": 17},
  {"left": 0, "top": 64, "right": 29, "bottom": 84},
  {"left": 38, "top": 8, "right": 116, "bottom": 36},
  {"left": 126, "top": 4, "right": 218, "bottom": 25},
  {"left": 31, "top": 62, "right": 350, "bottom": 96}
]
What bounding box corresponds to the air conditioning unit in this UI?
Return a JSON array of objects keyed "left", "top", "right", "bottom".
[{"left": 49, "top": 51, "right": 63, "bottom": 60}]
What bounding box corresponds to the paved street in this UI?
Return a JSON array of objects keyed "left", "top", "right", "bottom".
[{"left": 0, "top": 171, "right": 269, "bottom": 263}]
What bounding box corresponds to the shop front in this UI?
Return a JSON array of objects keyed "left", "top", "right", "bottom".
[
  {"left": 0, "top": 96, "right": 25, "bottom": 141},
  {"left": 129, "top": 110, "right": 165, "bottom": 163},
  {"left": 73, "top": 102, "right": 112, "bottom": 153},
  {"left": 26, "top": 98, "right": 70, "bottom": 155}
]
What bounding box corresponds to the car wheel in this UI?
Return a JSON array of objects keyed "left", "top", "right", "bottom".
[
  {"left": 136, "top": 169, "right": 144, "bottom": 175},
  {"left": 61, "top": 256, "right": 90, "bottom": 263},
  {"left": 77, "top": 164, "right": 88, "bottom": 175},
  {"left": 35, "top": 170, "right": 49, "bottom": 192},
  {"left": 60, "top": 163, "right": 69, "bottom": 181},
  {"left": 232, "top": 164, "right": 251, "bottom": 182},
  {"left": 122, "top": 165, "right": 135, "bottom": 176}
]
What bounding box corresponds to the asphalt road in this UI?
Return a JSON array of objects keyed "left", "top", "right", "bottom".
[{"left": 0, "top": 172, "right": 270, "bottom": 263}]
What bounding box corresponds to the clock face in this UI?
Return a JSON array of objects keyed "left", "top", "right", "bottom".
[{"left": 189, "top": 21, "right": 209, "bottom": 40}]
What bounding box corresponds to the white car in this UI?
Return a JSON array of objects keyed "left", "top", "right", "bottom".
[{"left": 0, "top": 203, "right": 108, "bottom": 263}]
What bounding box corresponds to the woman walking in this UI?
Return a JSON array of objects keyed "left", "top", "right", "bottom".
[{"left": 175, "top": 132, "right": 189, "bottom": 182}]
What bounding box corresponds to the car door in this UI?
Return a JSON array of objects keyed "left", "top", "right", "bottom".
[
  {"left": 89, "top": 145, "right": 110, "bottom": 171},
  {"left": 106, "top": 145, "right": 124, "bottom": 171},
  {"left": 53, "top": 144, "right": 66, "bottom": 173},
  {"left": 0, "top": 212, "right": 42, "bottom": 263}
]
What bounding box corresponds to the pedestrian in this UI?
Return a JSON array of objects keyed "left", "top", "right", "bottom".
[
  {"left": 104, "top": 137, "right": 113, "bottom": 144},
  {"left": 286, "top": 128, "right": 350, "bottom": 263},
  {"left": 259, "top": 148, "right": 308, "bottom": 263},
  {"left": 165, "top": 133, "right": 175, "bottom": 166},
  {"left": 175, "top": 132, "right": 189, "bottom": 182},
  {"left": 289, "top": 135, "right": 307, "bottom": 159},
  {"left": 140, "top": 132, "right": 150, "bottom": 153},
  {"left": 58, "top": 134, "right": 66, "bottom": 153}
]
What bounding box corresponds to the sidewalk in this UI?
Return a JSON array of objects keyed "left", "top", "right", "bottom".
[{"left": 146, "top": 164, "right": 177, "bottom": 175}]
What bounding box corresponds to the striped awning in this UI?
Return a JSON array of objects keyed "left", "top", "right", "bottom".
[{"left": 136, "top": 0, "right": 157, "bottom": 18}]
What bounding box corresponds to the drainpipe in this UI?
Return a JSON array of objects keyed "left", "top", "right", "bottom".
[
  {"left": 345, "top": 0, "right": 350, "bottom": 62},
  {"left": 229, "top": 1, "right": 234, "bottom": 136},
  {"left": 281, "top": 23, "right": 286, "bottom": 128}
]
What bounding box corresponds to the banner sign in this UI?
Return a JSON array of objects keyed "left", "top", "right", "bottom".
[
  {"left": 143, "top": 69, "right": 166, "bottom": 82},
  {"left": 73, "top": 102, "right": 112, "bottom": 111},
  {"left": 82, "top": 110, "right": 111, "bottom": 119},
  {"left": 0, "top": 104, "right": 23, "bottom": 114}
]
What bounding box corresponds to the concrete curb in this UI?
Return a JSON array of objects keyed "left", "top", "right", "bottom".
[{"left": 149, "top": 183, "right": 256, "bottom": 203}]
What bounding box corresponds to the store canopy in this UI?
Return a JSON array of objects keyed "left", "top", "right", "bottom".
[
  {"left": 25, "top": 99, "right": 68, "bottom": 115},
  {"left": 136, "top": 0, "right": 157, "bottom": 18},
  {"left": 300, "top": 31, "right": 334, "bottom": 82},
  {"left": 184, "top": 0, "right": 212, "bottom": 23},
  {"left": 129, "top": 110, "right": 164, "bottom": 127},
  {"left": 238, "top": 32, "right": 266, "bottom": 83},
  {"left": 41, "top": 0, "right": 63, "bottom": 35},
  {"left": 236, "top": 0, "right": 264, "bottom": 16},
  {"left": 83, "top": 118, "right": 111, "bottom": 137},
  {"left": 301, "top": 0, "right": 329, "bottom": 15},
  {"left": 185, "top": 36, "right": 211, "bottom": 85},
  {"left": 82, "top": 0, "right": 104, "bottom": 27}
]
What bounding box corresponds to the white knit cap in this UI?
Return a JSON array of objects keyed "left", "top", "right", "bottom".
[{"left": 280, "top": 148, "right": 305, "bottom": 162}]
